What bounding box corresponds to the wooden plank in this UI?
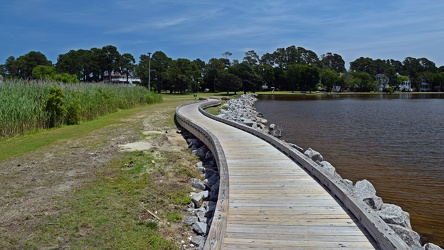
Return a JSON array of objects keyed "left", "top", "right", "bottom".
[{"left": 223, "top": 237, "right": 376, "bottom": 249}]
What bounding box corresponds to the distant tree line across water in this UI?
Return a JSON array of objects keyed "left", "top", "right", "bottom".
[{"left": 1, "top": 45, "right": 444, "bottom": 93}]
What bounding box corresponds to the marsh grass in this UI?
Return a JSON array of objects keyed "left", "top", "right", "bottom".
[{"left": 0, "top": 79, "right": 162, "bottom": 137}]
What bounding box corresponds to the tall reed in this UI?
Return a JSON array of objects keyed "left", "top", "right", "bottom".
[{"left": 0, "top": 80, "right": 162, "bottom": 137}]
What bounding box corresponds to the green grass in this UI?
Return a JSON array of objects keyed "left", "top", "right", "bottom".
[
  {"left": 0, "top": 104, "right": 151, "bottom": 160},
  {"left": 23, "top": 150, "right": 191, "bottom": 249},
  {"left": 167, "top": 213, "right": 182, "bottom": 222}
]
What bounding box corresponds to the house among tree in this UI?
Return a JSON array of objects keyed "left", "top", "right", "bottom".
[
  {"left": 419, "top": 78, "right": 432, "bottom": 91},
  {"left": 398, "top": 79, "right": 412, "bottom": 92},
  {"left": 376, "top": 74, "right": 389, "bottom": 91},
  {"left": 104, "top": 71, "right": 141, "bottom": 85}
]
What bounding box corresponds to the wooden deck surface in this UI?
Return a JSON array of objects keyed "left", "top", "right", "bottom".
[{"left": 178, "top": 102, "right": 378, "bottom": 249}]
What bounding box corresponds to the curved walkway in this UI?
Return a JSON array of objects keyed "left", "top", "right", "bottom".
[{"left": 177, "top": 101, "right": 378, "bottom": 249}]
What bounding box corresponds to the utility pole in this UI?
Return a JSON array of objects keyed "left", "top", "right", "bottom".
[{"left": 147, "top": 52, "right": 151, "bottom": 91}]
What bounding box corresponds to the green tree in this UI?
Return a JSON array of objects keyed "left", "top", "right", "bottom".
[
  {"left": 255, "top": 64, "right": 275, "bottom": 89},
  {"left": 99, "top": 45, "right": 121, "bottom": 82},
  {"left": 12, "top": 51, "right": 52, "bottom": 79},
  {"left": 260, "top": 52, "right": 276, "bottom": 67},
  {"left": 3, "top": 56, "right": 16, "bottom": 76},
  {"left": 321, "top": 52, "right": 346, "bottom": 73},
  {"left": 56, "top": 50, "right": 81, "bottom": 77},
  {"left": 119, "top": 53, "right": 136, "bottom": 82},
  {"left": 350, "top": 57, "right": 376, "bottom": 76},
  {"left": 344, "top": 71, "right": 373, "bottom": 91},
  {"left": 32, "top": 65, "right": 56, "bottom": 80},
  {"left": 204, "top": 58, "right": 225, "bottom": 92},
  {"left": 286, "top": 46, "right": 321, "bottom": 67},
  {"left": 137, "top": 51, "right": 172, "bottom": 89},
  {"left": 287, "top": 64, "right": 320, "bottom": 92},
  {"left": 229, "top": 63, "right": 262, "bottom": 93},
  {"left": 243, "top": 50, "right": 260, "bottom": 66},
  {"left": 320, "top": 69, "right": 340, "bottom": 92},
  {"left": 218, "top": 70, "right": 242, "bottom": 94}
]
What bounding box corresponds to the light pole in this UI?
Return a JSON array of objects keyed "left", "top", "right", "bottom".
[{"left": 147, "top": 52, "right": 151, "bottom": 91}]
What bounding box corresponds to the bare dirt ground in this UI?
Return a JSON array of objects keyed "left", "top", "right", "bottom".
[{"left": 0, "top": 99, "right": 197, "bottom": 248}]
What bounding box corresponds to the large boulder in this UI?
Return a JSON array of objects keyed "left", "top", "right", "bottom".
[
  {"left": 192, "top": 222, "right": 208, "bottom": 236},
  {"left": 183, "top": 215, "right": 198, "bottom": 225},
  {"left": 191, "top": 178, "right": 207, "bottom": 191},
  {"left": 191, "top": 191, "right": 208, "bottom": 208},
  {"left": 389, "top": 224, "right": 421, "bottom": 248},
  {"left": 318, "top": 161, "right": 336, "bottom": 177},
  {"left": 191, "top": 236, "right": 206, "bottom": 249},
  {"left": 423, "top": 243, "right": 444, "bottom": 250},
  {"left": 304, "top": 148, "right": 323, "bottom": 162},
  {"left": 353, "top": 179, "right": 384, "bottom": 210},
  {"left": 377, "top": 204, "right": 412, "bottom": 229}
]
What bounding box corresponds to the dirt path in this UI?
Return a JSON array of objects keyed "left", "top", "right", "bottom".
[{"left": 0, "top": 98, "right": 197, "bottom": 248}]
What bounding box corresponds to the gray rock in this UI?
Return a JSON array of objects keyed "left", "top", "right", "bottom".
[
  {"left": 183, "top": 216, "right": 198, "bottom": 225},
  {"left": 196, "top": 210, "right": 207, "bottom": 223},
  {"left": 423, "top": 243, "right": 444, "bottom": 250},
  {"left": 191, "top": 178, "right": 206, "bottom": 191},
  {"left": 354, "top": 179, "right": 383, "bottom": 210},
  {"left": 318, "top": 161, "right": 336, "bottom": 177},
  {"left": 304, "top": 148, "right": 323, "bottom": 162},
  {"left": 192, "top": 222, "right": 208, "bottom": 236},
  {"left": 191, "top": 192, "right": 205, "bottom": 208},
  {"left": 389, "top": 224, "right": 421, "bottom": 248},
  {"left": 242, "top": 118, "right": 254, "bottom": 127},
  {"left": 201, "top": 190, "right": 209, "bottom": 200},
  {"left": 191, "top": 236, "right": 206, "bottom": 248},
  {"left": 377, "top": 204, "right": 412, "bottom": 229}
]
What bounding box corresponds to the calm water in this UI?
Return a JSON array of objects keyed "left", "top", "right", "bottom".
[{"left": 255, "top": 94, "right": 444, "bottom": 247}]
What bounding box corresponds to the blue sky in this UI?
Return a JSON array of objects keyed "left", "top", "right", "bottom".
[{"left": 1, "top": 0, "right": 444, "bottom": 68}]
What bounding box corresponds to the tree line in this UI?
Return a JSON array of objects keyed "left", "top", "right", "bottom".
[{"left": 1, "top": 45, "right": 444, "bottom": 92}]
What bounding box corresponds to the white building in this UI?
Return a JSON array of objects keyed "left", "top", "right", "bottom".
[
  {"left": 398, "top": 80, "right": 412, "bottom": 92},
  {"left": 104, "top": 71, "right": 141, "bottom": 85}
]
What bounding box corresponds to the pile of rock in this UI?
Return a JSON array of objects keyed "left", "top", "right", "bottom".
[
  {"left": 304, "top": 148, "right": 442, "bottom": 250},
  {"left": 181, "top": 138, "right": 220, "bottom": 250},
  {"left": 216, "top": 94, "right": 269, "bottom": 133}
]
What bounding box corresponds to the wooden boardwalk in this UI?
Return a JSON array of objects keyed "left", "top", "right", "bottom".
[{"left": 178, "top": 101, "right": 378, "bottom": 249}]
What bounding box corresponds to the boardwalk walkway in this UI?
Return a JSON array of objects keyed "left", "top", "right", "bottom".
[{"left": 177, "top": 101, "right": 378, "bottom": 249}]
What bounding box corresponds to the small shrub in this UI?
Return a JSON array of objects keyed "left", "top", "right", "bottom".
[
  {"left": 46, "top": 87, "right": 67, "bottom": 128},
  {"left": 65, "top": 93, "right": 81, "bottom": 125}
]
